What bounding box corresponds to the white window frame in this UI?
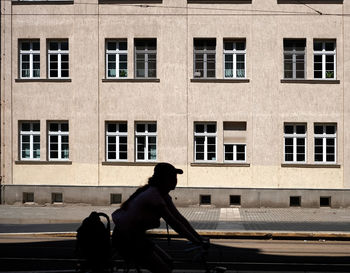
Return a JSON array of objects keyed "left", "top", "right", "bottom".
[
  {"left": 223, "top": 40, "right": 246, "bottom": 79},
  {"left": 313, "top": 40, "right": 336, "bottom": 80},
  {"left": 194, "top": 39, "right": 216, "bottom": 78},
  {"left": 224, "top": 143, "right": 246, "bottom": 163},
  {"left": 48, "top": 122, "right": 69, "bottom": 161},
  {"left": 105, "top": 40, "right": 128, "bottom": 79},
  {"left": 284, "top": 124, "right": 307, "bottom": 163},
  {"left": 194, "top": 123, "right": 217, "bottom": 162},
  {"left": 106, "top": 122, "right": 128, "bottom": 161},
  {"left": 48, "top": 40, "right": 69, "bottom": 79},
  {"left": 134, "top": 39, "right": 157, "bottom": 79},
  {"left": 283, "top": 39, "right": 306, "bottom": 79},
  {"left": 135, "top": 122, "right": 157, "bottom": 162},
  {"left": 20, "top": 122, "right": 40, "bottom": 160},
  {"left": 314, "top": 124, "right": 337, "bottom": 164},
  {"left": 19, "top": 40, "right": 40, "bottom": 79}
]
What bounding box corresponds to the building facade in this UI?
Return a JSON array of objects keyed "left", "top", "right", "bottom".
[{"left": 1, "top": 0, "right": 350, "bottom": 207}]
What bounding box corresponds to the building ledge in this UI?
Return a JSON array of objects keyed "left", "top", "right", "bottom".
[
  {"left": 99, "top": 0, "right": 162, "bottom": 4},
  {"left": 188, "top": 0, "right": 252, "bottom": 3},
  {"left": 102, "top": 161, "right": 157, "bottom": 166},
  {"left": 12, "top": 0, "right": 74, "bottom": 5},
  {"left": 102, "top": 78, "right": 160, "bottom": 83},
  {"left": 15, "top": 78, "right": 72, "bottom": 83},
  {"left": 15, "top": 160, "right": 72, "bottom": 165},
  {"left": 278, "top": 0, "right": 343, "bottom": 4},
  {"left": 281, "top": 79, "right": 340, "bottom": 84},
  {"left": 191, "top": 162, "right": 250, "bottom": 167},
  {"left": 191, "top": 79, "right": 250, "bottom": 83},
  {"left": 281, "top": 163, "right": 341, "bottom": 168}
]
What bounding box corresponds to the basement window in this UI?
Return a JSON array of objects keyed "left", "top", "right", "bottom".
[
  {"left": 290, "top": 196, "right": 301, "bottom": 207},
  {"left": 23, "top": 192, "right": 34, "bottom": 203},
  {"left": 52, "top": 192, "right": 63, "bottom": 203},
  {"left": 200, "top": 195, "right": 211, "bottom": 205},
  {"left": 230, "top": 195, "right": 241, "bottom": 206},
  {"left": 110, "top": 193, "right": 122, "bottom": 204},
  {"left": 320, "top": 196, "right": 331, "bottom": 207}
]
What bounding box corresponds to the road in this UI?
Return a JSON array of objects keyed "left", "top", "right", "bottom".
[{"left": 0, "top": 235, "right": 350, "bottom": 272}]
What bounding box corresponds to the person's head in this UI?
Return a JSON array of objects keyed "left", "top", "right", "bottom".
[{"left": 149, "top": 162, "right": 183, "bottom": 192}]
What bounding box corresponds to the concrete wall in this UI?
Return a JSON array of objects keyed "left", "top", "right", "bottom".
[{"left": 1, "top": 0, "right": 349, "bottom": 206}]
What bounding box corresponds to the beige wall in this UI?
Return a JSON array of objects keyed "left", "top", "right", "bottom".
[{"left": 1, "top": 0, "right": 348, "bottom": 194}]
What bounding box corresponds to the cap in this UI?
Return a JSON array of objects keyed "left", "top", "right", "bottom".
[{"left": 153, "top": 162, "right": 183, "bottom": 177}]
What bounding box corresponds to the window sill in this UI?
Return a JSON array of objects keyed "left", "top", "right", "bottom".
[
  {"left": 102, "top": 78, "right": 160, "bottom": 83},
  {"left": 15, "top": 160, "right": 72, "bottom": 165},
  {"left": 281, "top": 79, "right": 340, "bottom": 84},
  {"left": 188, "top": 0, "right": 252, "bottom": 3},
  {"left": 281, "top": 163, "right": 341, "bottom": 168},
  {"left": 12, "top": 0, "right": 74, "bottom": 5},
  {"left": 99, "top": 0, "right": 162, "bottom": 4},
  {"left": 191, "top": 78, "right": 249, "bottom": 83},
  {"left": 15, "top": 78, "right": 72, "bottom": 83},
  {"left": 278, "top": 0, "right": 343, "bottom": 4},
  {"left": 191, "top": 162, "right": 250, "bottom": 167},
  {"left": 102, "top": 161, "right": 158, "bottom": 166}
]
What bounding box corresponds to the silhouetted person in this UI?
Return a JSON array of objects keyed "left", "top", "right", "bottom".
[{"left": 112, "top": 162, "right": 206, "bottom": 273}]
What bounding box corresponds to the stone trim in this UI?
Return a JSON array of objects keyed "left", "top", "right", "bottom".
[
  {"left": 281, "top": 79, "right": 340, "bottom": 84},
  {"left": 281, "top": 163, "right": 341, "bottom": 168}
]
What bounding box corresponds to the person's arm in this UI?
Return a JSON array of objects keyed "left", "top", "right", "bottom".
[{"left": 161, "top": 195, "right": 203, "bottom": 245}]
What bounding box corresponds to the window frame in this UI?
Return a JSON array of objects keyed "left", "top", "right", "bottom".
[
  {"left": 224, "top": 143, "right": 246, "bottom": 163},
  {"left": 314, "top": 124, "right": 337, "bottom": 164},
  {"left": 193, "top": 39, "right": 216, "bottom": 79},
  {"left": 135, "top": 122, "right": 157, "bottom": 162},
  {"left": 19, "top": 40, "right": 40, "bottom": 79},
  {"left": 48, "top": 122, "right": 69, "bottom": 161},
  {"left": 283, "top": 39, "right": 306, "bottom": 80},
  {"left": 194, "top": 123, "right": 217, "bottom": 162},
  {"left": 106, "top": 122, "right": 128, "bottom": 162},
  {"left": 105, "top": 39, "right": 128, "bottom": 79},
  {"left": 284, "top": 124, "right": 307, "bottom": 164},
  {"left": 19, "top": 122, "right": 40, "bottom": 160},
  {"left": 48, "top": 40, "right": 69, "bottom": 79},
  {"left": 134, "top": 39, "right": 157, "bottom": 79},
  {"left": 223, "top": 40, "right": 246, "bottom": 79},
  {"left": 313, "top": 40, "right": 336, "bottom": 80}
]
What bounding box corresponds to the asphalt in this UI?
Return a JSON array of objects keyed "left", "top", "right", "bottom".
[{"left": 1, "top": 205, "right": 350, "bottom": 239}]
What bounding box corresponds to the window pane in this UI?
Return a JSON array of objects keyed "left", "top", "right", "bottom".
[
  {"left": 119, "top": 41, "right": 127, "bottom": 51},
  {"left": 21, "top": 42, "right": 30, "bottom": 51},
  {"left": 207, "top": 124, "right": 216, "bottom": 133},
  {"left": 49, "top": 42, "right": 59, "bottom": 51},
  {"left": 119, "top": 123, "right": 127, "bottom": 133},
  {"left": 236, "top": 42, "right": 245, "bottom": 50},
  {"left": 61, "top": 123, "right": 69, "bottom": 132},
  {"left": 314, "top": 42, "right": 323, "bottom": 51},
  {"left": 284, "top": 125, "right": 294, "bottom": 134},
  {"left": 325, "top": 42, "right": 335, "bottom": 51},
  {"left": 195, "top": 124, "right": 205, "bottom": 133},
  {"left": 224, "top": 42, "right": 234, "bottom": 51},
  {"left": 296, "top": 125, "right": 306, "bottom": 134},
  {"left": 50, "top": 123, "right": 59, "bottom": 132},
  {"left": 21, "top": 123, "right": 31, "bottom": 131},
  {"left": 107, "top": 42, "right": 116, "bottom": 51},
  {"left": 326, "top": 125, "right": 336, "bottom": 134},
  {"left": 61, "top": 41, "right": 69, "bottom": 51},
  {"left": 148, "top": 123, "right": 157, "bottom": 133},
  {"left": 314, "top": 125, "right": 323, "bottom": 134},
  {"left": 136, "top": 124, "right": 146, "bottom": 133},
  {"left": 108, "top": 123, "right": 117, "bottom": 132}
]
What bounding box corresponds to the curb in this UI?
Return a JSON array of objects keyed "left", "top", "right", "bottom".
[{"left": 2, "top": 230, "right": 350, "bottom": 241}]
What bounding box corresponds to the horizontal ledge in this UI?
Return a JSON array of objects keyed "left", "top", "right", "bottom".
[
  {"left": 15, "top": 160, "right": 72, "bottom": 165},
  {"left": 15, "top": 79, "right": 72, "bottom": 83},
  {"left": 281, "top": 163, "right": 341, "bottom": 168},
  {"left": 191, "top": 79, "right": 250, "bottom": 83},
  {"left": 12, "top": 0, "right": 74, "bottom": 4},
  {"left": 191, "top": 163, "right": 250, "bottom": 167},
  {"left": 102, "top": 161, "right": 157, "bottom": 166},
  {"left": 102, "top": 78, "right": 160, "bottom": 83},
  {"left": 188, "top": 0, "right": 252, "bottom": 3},
  {"left": 281, "top": 79, "right": 340, "bottom": 84},
  {"left": 277, "top": 0, "right": 342, "bottom": 4}
]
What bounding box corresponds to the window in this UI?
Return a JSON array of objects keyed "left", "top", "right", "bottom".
[
  {"left": 200, "top": 195, "right": 211, "bottom": 205},
  {"left": 23, "top": 192, "right": 34, "bottom": 203},
  {"left": 19, "top": 40, "right": 40, "bottom": 79},
  {"left": 290, "top": 196, "right": 301, "bottom": 207},
  {"left": 135, "top": 39, "right": 157, "bottom": 78},
  {"left": 223, "top": 40, "right": 246, "bottom": 78},
  {"left": 106, "top": 122, "right": 127, "bottom": 161},
  {"left": 48, "top": 40, "right": 69, "bottom": 78},
  {"left": 314, "top": 40, "right": 336, "bottom": 79},
  {"left": 194, "top": 123, "right": 216, "bottom": 161},
  {"left": 20, "top": 122, "right": 40, "bottom": 160},
  {"left": 230, "top": 195, "right": 241, "bottom": 206},
  {"left": 194, "top": 39, "right": 216, "bottom": 78},
  {"left": 284, "top": 124, "right": 306, "bottom": 163},
  {"left": 283, "top": 39, "right": 306, "bottom": 79},
  {"left": 48, "top": 122, "right": 69, "bottom": 160},
  {"left": 223, "top": 122, "right": 246, "bottom": 162},
  {"left": 110, "top": 193, "right": 122, "bottom": 204},
  {"left": 135, "top": 122, "right": 157, "bottom": 161},
  {"left": 314, "top": 124, "right": 336, "bottom": 163},
  {"left": 52, "top": 193, "right": 63, "bottom": 203},
  {"left": 106, "top": 40, "right": 127, "bottom": 78}
]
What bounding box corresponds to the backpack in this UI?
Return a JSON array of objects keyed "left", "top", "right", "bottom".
[{"left": 76, "top": 211, "right": 112, "bottom": 272}]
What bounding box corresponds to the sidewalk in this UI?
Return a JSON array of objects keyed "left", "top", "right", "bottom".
[{"left": 1, "top": 205, "right": 350, "bottom": 239}]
